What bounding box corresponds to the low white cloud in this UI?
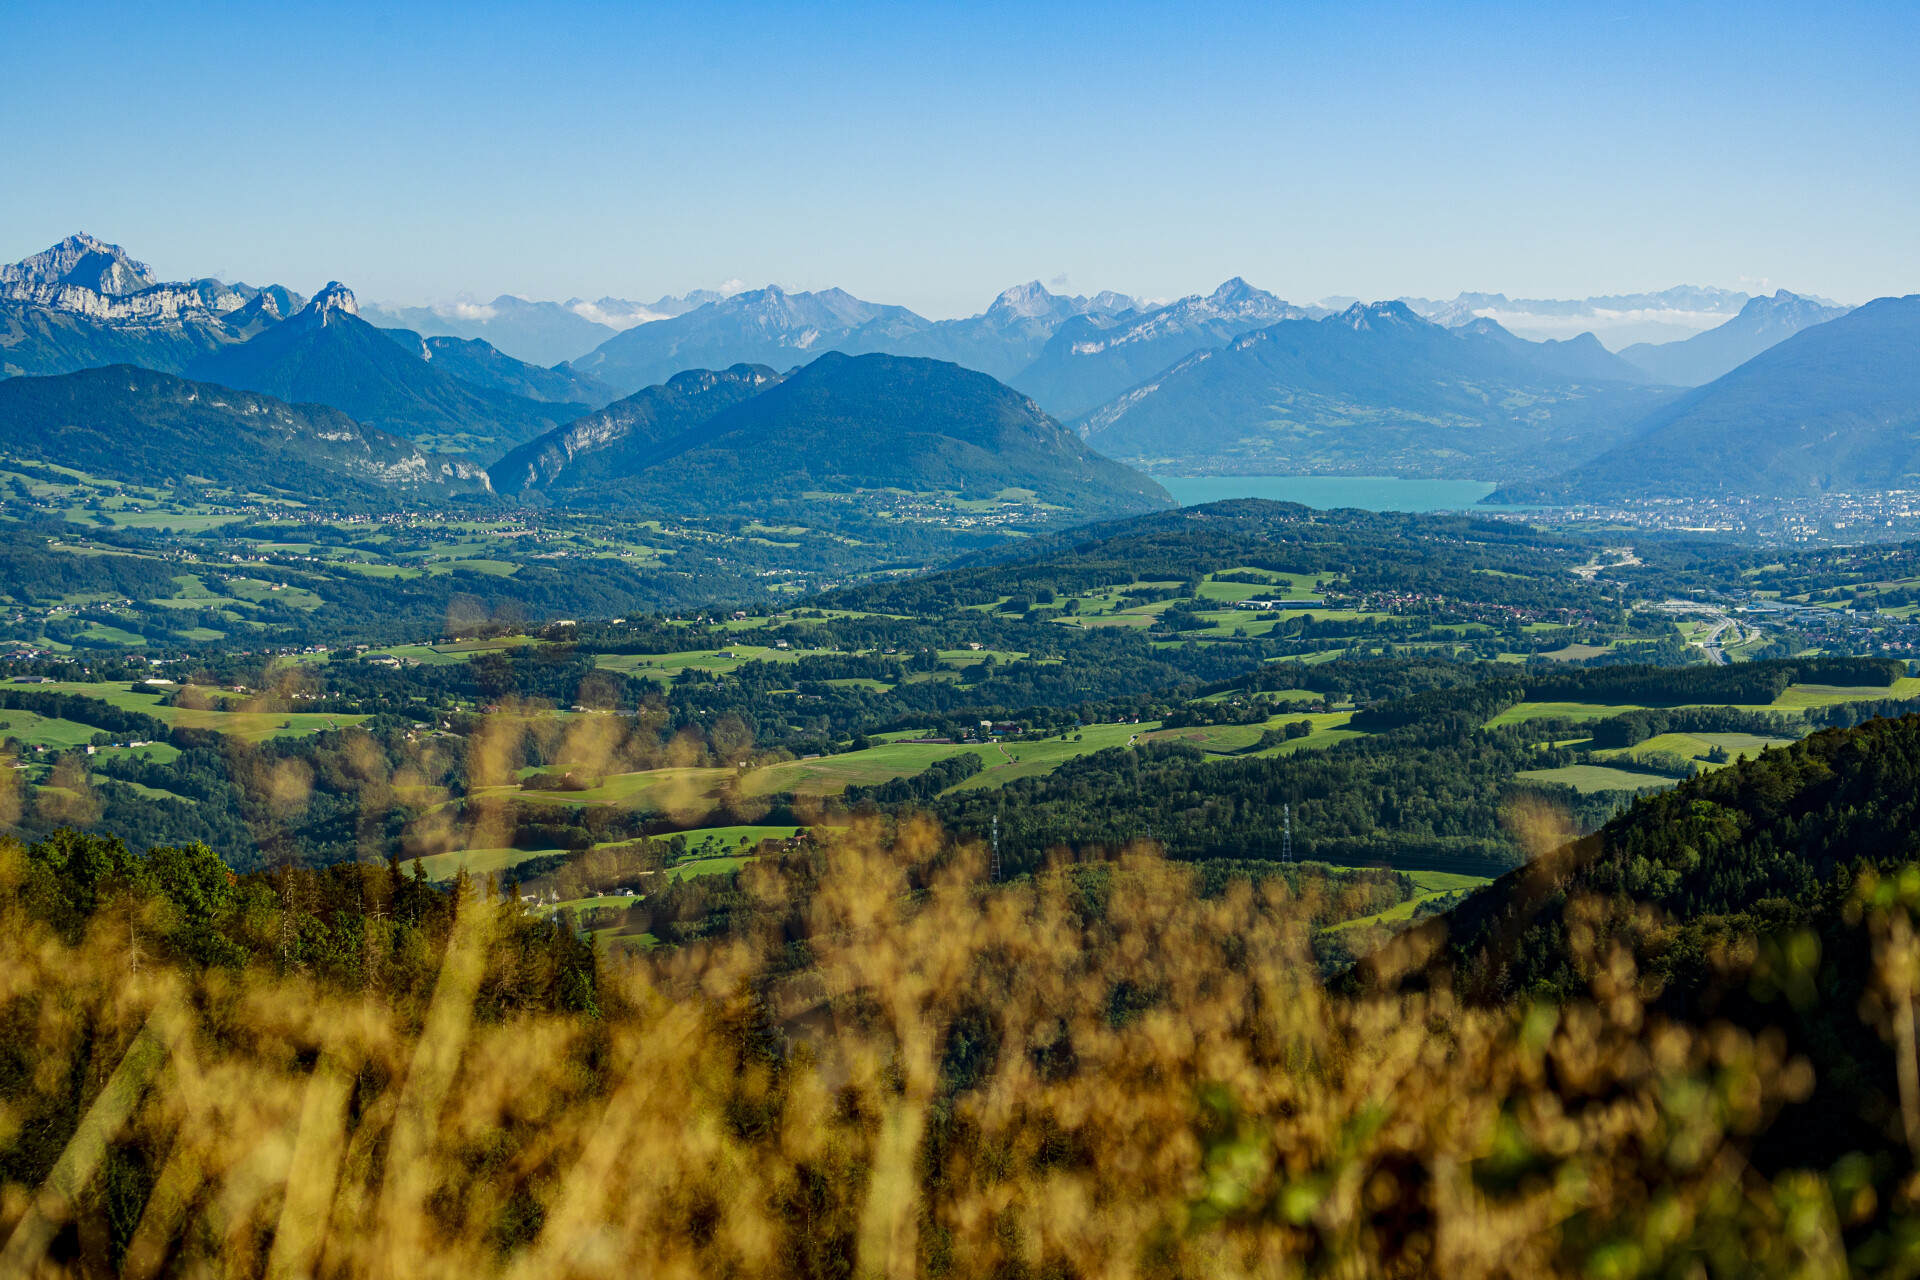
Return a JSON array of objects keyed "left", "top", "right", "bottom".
[
  {"left": 1472, "top": 307, "right": 1733, "bottom": 334},
  {"left": 566, "top": 300, "right": 665, "bottom": 330}
]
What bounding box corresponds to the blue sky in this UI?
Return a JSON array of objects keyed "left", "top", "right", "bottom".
[{"left": 2, "top": 1, "right": 1914, "bottom": 317}]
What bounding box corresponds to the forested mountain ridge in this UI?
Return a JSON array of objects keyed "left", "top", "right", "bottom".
[
  {"left": 1499, "top": 294, "right": 1920, "bottom": 502},
  {"left": 569, "top": 285, "right": 925, "bottom": 395},
  {"left": 378, "top": 327, "right": 617, "bottom": 408},
  {"left": 495, "top": 352, "right": 1173, "bottom": 520},
  {"left": 1385, "top": 711, "right": 1920, "bottom": 1176},
  {"left": 0, "top": 365, "right": 492, "bottom": 500},
  {"left": 838, "top": 280, "right": 1141, "bottom": 382},
  {"left": 488, "top": 364, "right": 781, "bottom": 495},
  {"left": 1076, "top": 301, "right": 1674, "bottom": 479},
  {"left": 0, "top": 233, "right": 304, "bottom": 380},
  {"left": 1618, "top": 288, "right": 1851, "bottom": 386},
  {"left": 185, "top": 284, "right": 589, "bottom": 459},
  {"left": 1008, "top": 277, "right": 1312, "bottom": 418}
]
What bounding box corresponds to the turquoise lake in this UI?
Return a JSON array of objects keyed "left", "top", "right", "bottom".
[{"left": 1151, "top": 475, "right": 1530, "bottom": 513}]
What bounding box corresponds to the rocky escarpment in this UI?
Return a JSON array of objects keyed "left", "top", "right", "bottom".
[{"left": 0, "top": 233, "right": 305, "bottom": 329}]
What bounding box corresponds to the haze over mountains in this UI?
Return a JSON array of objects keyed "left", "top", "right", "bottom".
[
  {"left": 184, "top": 285, "right": 591, "bottom": 457},
  {"left": 1498, "top": 295, "right": 1920, "bottom": 503},
  {"left": 1079, "top": 302, "right": 1674, "bottom": 479},
  {"left": 359, "top": 289, "right": 732, "bottom": 367},
  {"left": 1615, "top": 290, "right": 1853, "bottom": 386},
  {"left": 1399, "top": 285, "right": 1763, "bottom": 347},
  {"left": 1, "top": 232, "right": 1909, "bottom": 513}
]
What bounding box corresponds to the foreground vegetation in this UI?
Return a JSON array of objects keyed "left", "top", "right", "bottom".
[{"left": 11, "top": 712, "right": 1920, "bottom": 1277}]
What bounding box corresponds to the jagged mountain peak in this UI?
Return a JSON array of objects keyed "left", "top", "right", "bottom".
[
  {"left": 1335, "top": 300, "right": 1427, "bottom": 330},
  {"left": 988, "top": 281, "right": 1062, "bottom": 319},
  {"left": 311, "top": 281, "right": 359, "bottom": 313},
  {"left": 1207, "top": 277, "right": 1265, "bottom": 305},
  {"left": 302, "top": 282, "right": 360, "bottom": 323},
  {"left": 1, "top": 233, "right": 157, "bottom": 295}
]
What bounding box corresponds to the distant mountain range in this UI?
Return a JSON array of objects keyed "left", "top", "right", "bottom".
[
  {"left": 561, "top": 281, "right": 1147, "bottom": 398},
  {"left": 492, "top": 352, "right": 1172, "bottom": 521},
  {"left": 568, "top": 285, "right": 930, "bottom": 395},
  {"left": 1, "top": 233, "right": 301, "bottom": 379},
  {"left": 1494, "top": 294, "right": 1920, "bottom": 503},
  {"left": 1010, "top": 280, "right": 1316, "bottom": 419},
  {"left": 1399, "top": 285, "right": 1761, "bottom": 348},
  {"left": 358, "top": 289, "right": 729, "bottom": 366},
  {"left": 1615, "top": 290, "right": 1852, "bottom": 386},
  {"left": 377, "top": 329, "right": 617, "bottom": 408},
  {"left": 0, "top": 365, "right": 490, "bottom": 501},
  {"left": 2, "top": 234, "right": 1892, "bottom": 507},
  {"left": 184, "top": 285, "right": 589, "bottom": 459},
  {"left": 1078, "top": 302, "right": 1675, "bottom": 480}
]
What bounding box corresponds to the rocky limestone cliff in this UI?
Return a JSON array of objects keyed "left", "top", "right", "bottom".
[
  {"left": 0, "top": 233, "right": 156, "bottom": 294},
  {"left": 0, "top": 234, "right": 306, "bottom": 330}
]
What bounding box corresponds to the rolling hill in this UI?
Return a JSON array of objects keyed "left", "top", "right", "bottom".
[
  {"left": 1617, "top": 289, "right": 1851, "bottom": 386},
  {"left": 492, "top": 352, "right": 1173, "bottom": 520},
  {"left": 1009, "top": 279, "right": 1309, "bottom": 419},
  {"left": 1495, "top": 293, "right": 1920, "bottom": 501},
  {"left": 489, "top": 364, "right": 781, "bottom": 494},
  {"left": 186, "top": 284, "right": 584, "bottom": 459},
  {"left": 1079, "top": 302, "right": 1674, "bottom": 479},
  {"left": 0, "top": 366, "right": 491, "bottom": 500}
]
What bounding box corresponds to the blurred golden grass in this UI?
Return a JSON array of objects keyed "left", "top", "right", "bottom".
[{"left": 0, "top": 820, "right": 1899, "bottom": 1279}]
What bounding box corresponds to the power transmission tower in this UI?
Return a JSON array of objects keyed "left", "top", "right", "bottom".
[
  {"left": 1283, "top": 803, "right": 1291, "bottom": 864},
  {"left": 991, "top": 814, "right": 1000, "bottom": 882}
]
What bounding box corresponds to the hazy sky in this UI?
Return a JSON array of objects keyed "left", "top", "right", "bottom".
[{"left": 2, "top": 1, "right": 1914, "bottom": 318}]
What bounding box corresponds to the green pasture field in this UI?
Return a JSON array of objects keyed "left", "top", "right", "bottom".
[
  {"left": 1325, "top": 869, "right": 1495, "bottom": 933},
  {"left": 94, "top": 773, "right": 197, "bottom": 805},
  {"left": 1513, "top": 764, "right": 1675, "bottom": 794},
  {"left": 366, "top": 636, "right": 542, "bottom": 665},
  {"left": 0, "top": 711, "right": 107, "bottom": 748},
  {"left": 1141, "top": 722, "right": 1266, "bottom": 753},
  {"left": 1489, "top": 702, "right": 1662, "bottom": 727},
  {"left": 1249, "top": 712, "right": 1365, "bottom": 757},
  {"left": 540, "top": 894, "right": 638, "bottom": 914},
  {"left": 936, "top": 649, "right": 1029, "bottom": 667},
  {"left": 477, "top": 766, "right": 722, "bottom": 815},
  {"left": 594, "top": 645, "right": 807, "bottom": 683},
  {"left": 1772, "top": 678, "right": 1920, "bottom": 708},
  {"left": 666, "top": 825, "right": 801, "bottom": 856},
  {"left": 1692, "top": 731, "right": 1801, "bottom": 753},
  {"left": 419, "top": 845, "right": 572, "bottom": 881},
  {"left": 1594, "top": 732, "right": 1798, "bottom": 772},
  {"left": 75, "top": 623, "right": 147, "bottom": 646},
  {"left": 1408, "top": 870, "right": 1492, "bottom": 894},
  {"left": 943, "top": 722, "right": 1147, "bottom": 792},
  {"left": 664, "top": 855, "right": 754, "bottom": 882},
  {"left": 27, "top": 681, "right": 369, "bottom": 742},
  {"left": 1538, "top": 643, "right": 1612, "bottom": 662},
  {"left": 744, "top": 741, "right": 990, "bottom": 797},
  {"left": 93, "top": 742, "right": 181, "bottom": 764},
  {"left": 1489, "top": 678, "right": 1918, "bottom": 732}
]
